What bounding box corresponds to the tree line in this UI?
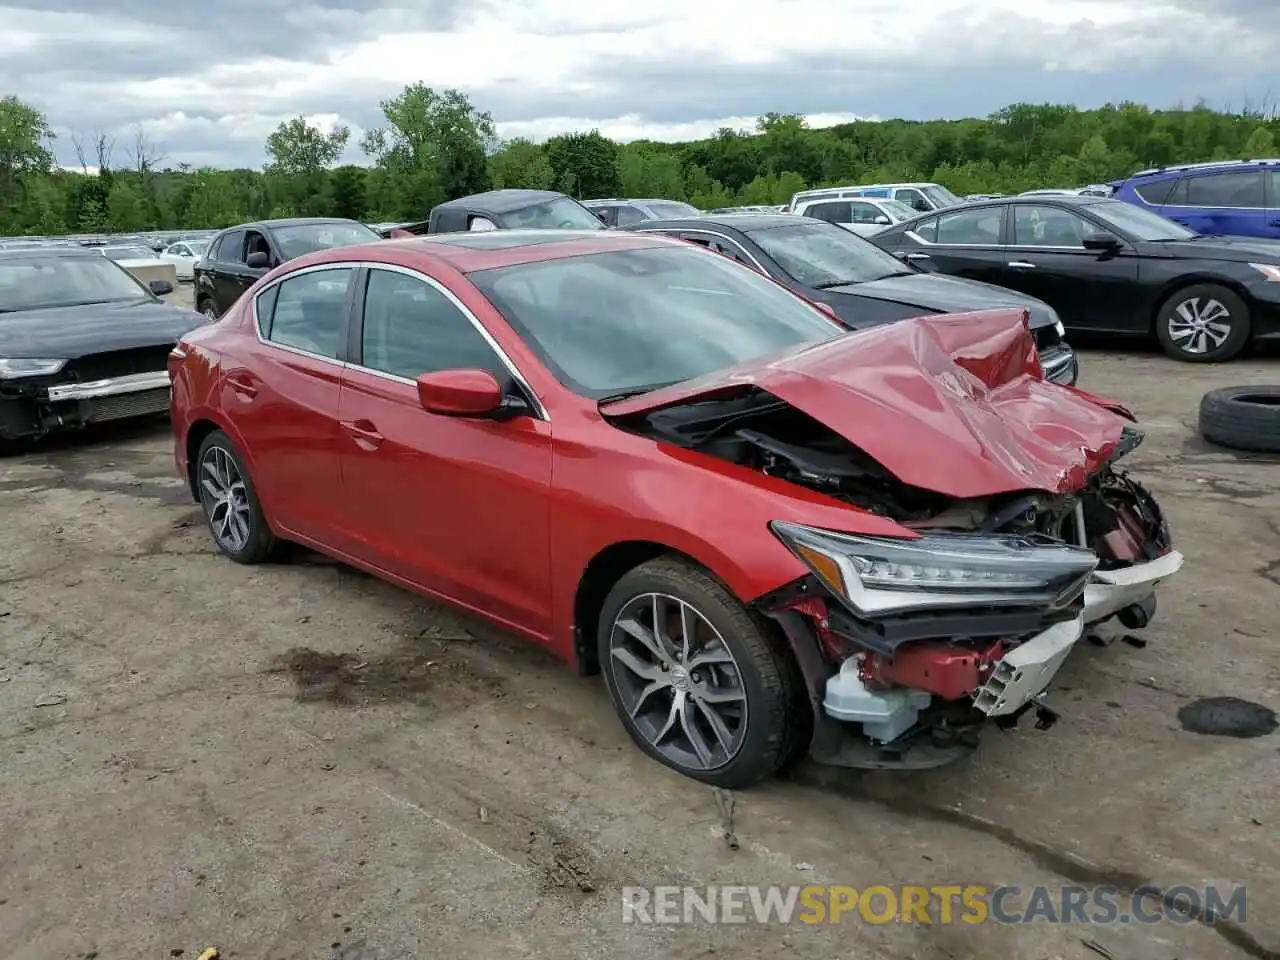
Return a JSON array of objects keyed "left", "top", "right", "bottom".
[{"left": 2, "top": 86, "right": 1278, "bottom": 237}]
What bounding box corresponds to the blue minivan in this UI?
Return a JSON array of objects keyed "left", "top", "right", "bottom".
[{"left": 1111, "top": 159, "right": 1280, "bottom": 239}]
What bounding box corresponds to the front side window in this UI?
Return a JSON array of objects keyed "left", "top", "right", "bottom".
[
  {"left": 359, "top": 269, "right": 503, "bottom": 381},
  {"left": 1134, "top": 178, "right": 1179, "bottom": 206},
  {"left": 848, "top": 201, "right": 884, "bottom": 224},
  {"left": 615, "top": 205, "right": 648, "bottom": 226},
  {"left": 895, "top": 189, "right": 930, "bottom": 212},
  {"left": 1012, "top": 206, "right": 1099, "bottom": 247},
  {"left": 1184, "top": 171, "right": 1265, "bottom": 208},
  {"left": 469, "top": 245, "right": 841, "bottom": 399},
  {"left": 259, "top": 268, "right": 352, "bottom": 358},
  {"left": 803, "top": 201, "right": 851, "bottom": 223},
  {"left": 933, "top": 207, "right": 1003, "bottom": 244}
]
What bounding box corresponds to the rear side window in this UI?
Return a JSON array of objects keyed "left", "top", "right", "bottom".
[
  {"left": 1184, "top": 171, "right": 1265, "bottom": 208},
  {"left": 911, "top": 217, "right": 940, "bottom": 242},
  {"left": 803, "top": 201, "right": 851, "bottom": 223},
  {"left": 933, "top": 207, "right": 1002, "bottom": 244},
  {"left": 206, "top": 235, "right": 225, "bottom": 261},
  {"left": 1133, "top": 178, "right": 1179, "bottom": 206},
  {"left": 259, "top": 268, "right": 352, "bottom": 358}
]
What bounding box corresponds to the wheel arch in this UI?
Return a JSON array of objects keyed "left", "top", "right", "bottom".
[
  {"left": 184, "top": 415, "right": 260, "bottom": 508},
  {"left": 571, "top": 539, "right": 781, "bottom": 676},
  {"left": 1149, "top": 272, "right": 1256, "bottom": 337}
]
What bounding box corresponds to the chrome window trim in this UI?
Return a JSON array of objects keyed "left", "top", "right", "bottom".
[
  {"left": 248, "top": 260, "right": 549, "bottom": 422},
  {"left": 631, "top": 227, "right": 768, "bottom": 273},
  {"left": 351, "top": 263, "right": 549, "bottom": 421}
]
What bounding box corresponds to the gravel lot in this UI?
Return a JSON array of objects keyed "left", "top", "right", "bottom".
[{"left": 2, "top": 290, "right": 1278, "bottom": 959}]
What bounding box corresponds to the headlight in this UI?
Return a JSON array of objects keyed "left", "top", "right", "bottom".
[
  {"left": 0, "top": 358, "right": 68, "bottom": 379},
  {"left": 1054, "top": 320, "right": 1065, "bottom": 337},
  {"left": 770, "top": 521, "right": 1097, "bottom": 616},
  {"left": 1248, "top": 262, "right": 1280, "bottom": 282}
]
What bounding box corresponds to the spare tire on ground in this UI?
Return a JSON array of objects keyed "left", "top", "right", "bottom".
[{"left": 1198, "top": 385, "right": 1280, "bottom": 453}]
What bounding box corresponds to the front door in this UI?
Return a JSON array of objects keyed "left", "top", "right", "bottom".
[
  {"left": 996, "top": 204, "right": 1142, "bottom": 332},
  {"left": 336, "top": 266, "right": 554, "bottom": 637},
  {"left": 228, "top": 264, "right": 355, "bottom": 540}
]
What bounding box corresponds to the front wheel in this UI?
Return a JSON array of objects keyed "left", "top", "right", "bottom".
[
  {"left": 597, "top": 557, "right": 803, "bottom": 788},
  {"left": 1155, "top": 284, "right": 1251, "bottom": 362},
  {"left": 195, "top": 430, "right": 277, "bottom": 563}
]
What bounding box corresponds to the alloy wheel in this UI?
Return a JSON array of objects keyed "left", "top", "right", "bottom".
[
  {"left": 1168, "top": 297, "right": 1233, "bottom": 355},
  {"left": 198, "top": 445, "right": 252, "bottom": 552},
  {"left": 202, "top": 304, "right": 218, "bottom": 322},
  {"left": 607, "top": 592, "right": 748, "bottom": 772}
]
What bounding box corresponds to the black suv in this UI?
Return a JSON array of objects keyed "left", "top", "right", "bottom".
[{"left": 193, "top": 218, "right": 381, "bottom": 319}]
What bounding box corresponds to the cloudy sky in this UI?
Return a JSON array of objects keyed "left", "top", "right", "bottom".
[{"left": 3, "top": 0, "right": 1278, "bottom": 170}]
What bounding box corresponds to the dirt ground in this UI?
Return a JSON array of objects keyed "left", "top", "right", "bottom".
[{"left": 2, "top": 297, "right": 1278, "bottom": 959}]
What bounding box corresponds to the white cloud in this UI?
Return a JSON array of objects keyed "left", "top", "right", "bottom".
[{"left": 1, "top": 0, "right": 1276, "bottom": 168}]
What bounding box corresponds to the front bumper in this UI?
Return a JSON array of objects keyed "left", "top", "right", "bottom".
[
  {"left": 1083, "top": 550, "right": 1184, "bottom": 624},
  {"left": 46, "top": 371, "right": 170, "bottom": 401},
  {"left": 1040, "top": 343, "right": 1078, "bottom": 385}
]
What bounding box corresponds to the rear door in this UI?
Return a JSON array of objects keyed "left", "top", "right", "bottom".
[
  {"left": 903, "top": 204, "right": 1009, "bottom": 283},
  {"left": 1161, "top": 169, "right": 1267, "bottom": 237},
  {"left": 226, "top": 263, "right": 355, "bottom": 541},
  {"left": 1267, "top": 170, "right": 1280, "bottom": 239},
  {"left": 996, "top": 204, "right": 1142, "bottom": 332}
]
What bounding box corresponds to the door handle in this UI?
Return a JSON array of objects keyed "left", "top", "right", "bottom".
[
  {"left": 904, "top": 252, "right": 931, "bottom": 261},
  {"left": 341, "top": 419, "right": 384, "bottom": 449},
  {"left": 1006, "top": 260, "right": 1036, "bottom": 269},
  {"left": 225, "top": 373, "right": 257, "bottom": 399}
]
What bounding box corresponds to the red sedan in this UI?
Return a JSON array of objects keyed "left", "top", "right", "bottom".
[{"left": 169, "top": 230, "right": 1182, "bottom": 787}]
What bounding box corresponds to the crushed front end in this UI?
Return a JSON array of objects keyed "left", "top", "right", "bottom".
[{"left": 747, "top": 425, "right": 1182, "bottom": 770}]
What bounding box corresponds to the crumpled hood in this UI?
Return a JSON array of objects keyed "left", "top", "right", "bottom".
[
  {"left": 823, "top": 272, "right": 1058, "bottom": 328},
  {"left": 601, "top": 309, "right": 1132, "bottom": 499},
  {"left": 0, "top": 299, "right": 207, "bottom": 360}
]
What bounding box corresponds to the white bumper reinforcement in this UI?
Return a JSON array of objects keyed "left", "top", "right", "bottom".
[
  {"left": 1082, "top": 550, "right": 1184, "bottom": 625},
  {"left": 974, "top": 616, "right": 1084, "bottom": 717},
  {"left": 46, "top": 371, "right": 171, "bottom": 402}
]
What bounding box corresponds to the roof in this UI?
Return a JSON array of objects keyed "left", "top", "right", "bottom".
[
  {"left": 626, "top": 214, "right": 802, "bottom": 232},
  {"left": 432, "top": 190, "right": 566, "bottom": 215},
  {"left": 292, "top": 229, "right": 681, "bottom": 274},
  {"left": 0, "top": 246, "right": 99, "bottom": 262},
  {"left": 1126, "top": 157, "right": 1280, "bottom": 179},
  {"left": 217, "top": 217, "right": 365, "bottom": 232}
]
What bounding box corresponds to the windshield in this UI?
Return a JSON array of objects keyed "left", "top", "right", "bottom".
[
  {"left": 923, "top": 185, "right": 962, "bottom": 208},
  {"left": 746, "top": 221, "right": 911, "bottom": 286},
  {"left": 469, "top": 246, "right": 842, "bottom": 399},
  {"left": 645, "top": 201, "right": 701, "bottom": 219},
  {"left": 103, "top": 246, "right": 154, "bottom": 261},
  {"left": 497, "top": 197, "right": 605, "bottom": 230},
  {"left": 879, "top": 199, "right": 918, "bottom": 221},
  {"left": 1087, "top": 201, "right": 1196, "bottom": 241},
  {"left": 0, "top": 256, "right": 150, "bottom": 312},
  {"left": 272, "top": 221, "right": 380, "bottom": 259}
]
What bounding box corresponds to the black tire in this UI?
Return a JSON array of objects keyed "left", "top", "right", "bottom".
[
  {"left": 195, "top": 429, "right": 278, "bottom": 563},
  {"left": 1155, "top": 283, "right": 1251, "bottom": 362},
  {"left": 597, "top": 556, "right": 803, "bottom": 788},
  {"left": 1198, "top": 385, "right": 1280, "bottom": 453}
]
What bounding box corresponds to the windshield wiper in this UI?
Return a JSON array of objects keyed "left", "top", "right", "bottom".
[
  {"left": 811, "top": 280, "right": 858, "bottom": 289},
  {"left": 597, "top": 380, "right": 683, "bottom": 405}
]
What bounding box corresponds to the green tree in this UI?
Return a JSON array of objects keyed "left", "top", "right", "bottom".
[
  {"left": 265, "top": 116, "right": 350, "bottom": 174},
  {"left": 361, "top": 84, "right": 493, "bottom": 208},
  {"left": 1243, "top": 125, "right": 1276, "bottom": 156},
  {"left": 0, "top": 95, "right": 56, "bottom": 232},
  {"left": 544, "top": 130, "right": 620, "bottom": 198},
  {"left": 107, "top": 180, "right": 148, "bottom": 231},
  {"left": 489, "top": 138, "right": 554, "bottom": 189}
]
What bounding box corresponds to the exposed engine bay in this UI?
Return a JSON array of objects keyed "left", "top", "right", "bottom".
[
  {"left": 617, "top": 388, "right": 1169, "bottom": 568},
  {"left": 612, "top": 387, "right": 1180, "bottom": 770}
]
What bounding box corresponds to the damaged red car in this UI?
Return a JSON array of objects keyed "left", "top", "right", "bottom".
[{"left": 168, "top": 230, "right": 1183, "bottom": 787}]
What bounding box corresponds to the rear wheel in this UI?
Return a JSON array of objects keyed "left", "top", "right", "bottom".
[
  {"left": 195, "top": 430, "right": 277, "bottom": 563},
  {"left": 597, "top": 556, "right": 802, "bottom": 787},
  {"left": 1155, "top": 284, "right": 1250, "bottom": 362}
]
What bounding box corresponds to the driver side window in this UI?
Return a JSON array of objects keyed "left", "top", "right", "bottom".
[
  {"left": 359, "top": 269, "right": 506, "bottom": 381},
  {"left": 244, "top": 230, "right": 272, "bottom": 262}
]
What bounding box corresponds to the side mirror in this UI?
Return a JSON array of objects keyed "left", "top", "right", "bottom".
[
  {"left": 149, "top": 279, "right": 174, "bottom": 295},
  {"left": 245, "top": 251, "right": 271, "bottom": 269},
  {"left": 873, "top": 215, "right": 891, "bottom": 225},
  {"left": 594, "top": 211, "right": 609, "bottom": 223},
  {"left": 1082, "top": 233, "right": 1121, "bottom": 252},
  {"left": 416, "top": 369, "right": 508, "bottom": 418}
]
